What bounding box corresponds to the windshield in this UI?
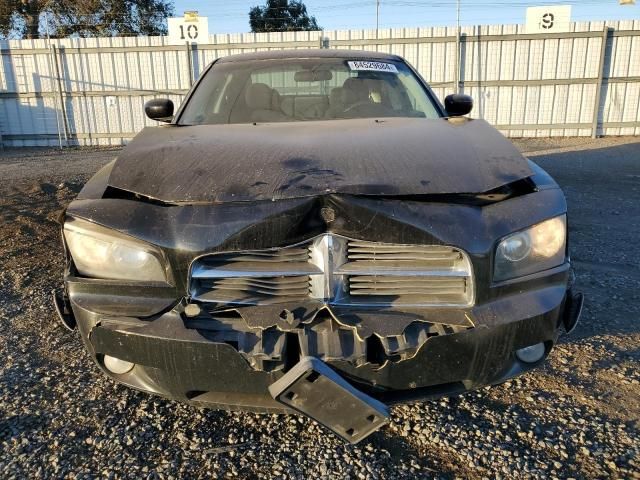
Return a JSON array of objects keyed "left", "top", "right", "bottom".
[{"left": 178, "top": 58, "right": 441, "bottom": 125}]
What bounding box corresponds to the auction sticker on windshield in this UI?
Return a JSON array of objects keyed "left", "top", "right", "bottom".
[{"left": 347, "top": 61, "right": 398, "bottom": 73}]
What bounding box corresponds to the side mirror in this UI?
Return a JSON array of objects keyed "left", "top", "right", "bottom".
[
  {"left": 444, "top": 94, "right": 473, "bottom": 117},
  {"left": 145, "top": 98, "right": 174, "bottom": 123}
]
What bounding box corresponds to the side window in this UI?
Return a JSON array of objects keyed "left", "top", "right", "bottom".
[
  {"left": 211, "top": 74, "right": 235, "bottom": 114},
  {"left": 397, "top": 72, "right": 437, "bottom": 115},
  {"left": 181, "top": 70, "right": 238, "bottom": 124},
  {"left": 386, "top": 81, "right": 408, "bottom": 110}
]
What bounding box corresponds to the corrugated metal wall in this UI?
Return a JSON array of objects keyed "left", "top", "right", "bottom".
[{"left": 1, "top": 20, "right": 639, "bottom": 147}]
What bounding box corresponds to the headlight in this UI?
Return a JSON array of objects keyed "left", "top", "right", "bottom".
[
  {"left": 64, "top": 218, "right": 168, "bottom": 282},
  {"left": 494, "top": 215, "right": 566, "bottom": 281}
]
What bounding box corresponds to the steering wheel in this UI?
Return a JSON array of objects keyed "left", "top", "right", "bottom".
[
  {"left": 342, "top": 100, "right": 374, "bottom": 114},
  {"left": 341, "top": 101, "right": 397, "bottom": 117},
  {"left": 296, "top": 102, "right": 326, "bottom": 120}
]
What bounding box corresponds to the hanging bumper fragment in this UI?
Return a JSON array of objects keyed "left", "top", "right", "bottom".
[{"left": 269, "top": 356, "right": 390, "bottom": 443}]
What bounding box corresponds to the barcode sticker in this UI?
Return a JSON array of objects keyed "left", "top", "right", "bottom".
[{"left": 347, "top": 61, "right": 398, "bottom": 73}]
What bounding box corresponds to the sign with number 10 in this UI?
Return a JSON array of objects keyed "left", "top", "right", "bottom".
[{"left": 167, "top": 13, "right": 209, "bottom": 45}]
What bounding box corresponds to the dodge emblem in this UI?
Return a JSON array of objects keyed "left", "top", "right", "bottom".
[{"left": 320, "top": 207, "right": 336, "bottom": 224}]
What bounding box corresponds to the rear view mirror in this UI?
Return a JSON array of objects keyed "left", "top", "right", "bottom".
[
  {"left": 444, "top": 94, "right": 473, "bottom": 117},
  {"left": 145, "top": 98, "right": 174, "bottom": 123},
  {"left": 294, "top": 69, "right": 333, "bottom": 82}
]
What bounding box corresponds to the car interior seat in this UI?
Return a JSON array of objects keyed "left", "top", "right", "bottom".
[
  {"left": 341, "top": 78, "right": 371, "bottom": 110},
  {"left": 325, "top": 87, "right": 345, "bottom": 118},
  {"left": 244, "top": 83, "right": 290, "bottom": 122}
]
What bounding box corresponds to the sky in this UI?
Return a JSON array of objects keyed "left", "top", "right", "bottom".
[{"left": 171, "top": 0, "right": 639, "bottom": 34}]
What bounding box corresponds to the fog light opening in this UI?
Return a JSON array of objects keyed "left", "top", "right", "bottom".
[
  {"left": 103, "top": 355, "right": 135, "bottom": 375},
  {"left": 515, "top": 342, "right": 545, "bottom": 364}
]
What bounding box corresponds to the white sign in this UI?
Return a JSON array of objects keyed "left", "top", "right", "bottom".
[
  {"left": 347, "top": 61, "right": 398, "bottom": 73},
  {"left": 167, "top": 13, "right": 209, "bottom": 45},
  {"left": 526, "top": 5, "right": 572, "bottom": 34}
]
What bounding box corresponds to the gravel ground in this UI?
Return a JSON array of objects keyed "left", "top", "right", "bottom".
[{"left": 0, "top": 137, "right": 639, "bottom": 479}]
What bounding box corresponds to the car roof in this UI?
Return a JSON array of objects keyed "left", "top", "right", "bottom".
[{"left": 216, "top": 49, "right": 405, "bottom": 64}]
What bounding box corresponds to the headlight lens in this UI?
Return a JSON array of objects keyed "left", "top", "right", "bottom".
[
  {"left": 498, "top": 231, "right": 531, "bottom": 262},
  {"left": 64, "top": 219, "right": 167, "bottom": 282},
  {"left": 494, "top": 215, "right": 566, "bottom": 281}
]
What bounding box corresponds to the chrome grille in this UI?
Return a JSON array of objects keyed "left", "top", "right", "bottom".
[
  {"left": 335, "top": 241, "right": 474, "bottom": 307},
  {"left": 190, "top": 236, "right": 474, "bottom": 307},
  {"left": 346, "top": 242, "right": 463, "bottom": 266},
  {"left": 190, "top": 248, "right": 320, "bottom": 304},
  {"left": 191, "top": 248, "right": 318, "bottom": 278}
]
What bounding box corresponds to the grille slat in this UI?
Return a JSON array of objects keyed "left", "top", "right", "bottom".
[
  {"left": 195, "top": 276, "right": 310, "bottom": 303},
  {"left": 336, "top": 263, "right": 469, "bottom": 275},
  {"left": 349, "top": 242, "right": 458, "bottom": 252},
  {"left": 348, "top": 276, "right": 465, "bottom": 284},
  {"left": 210, "top": 249, "right": 310, "bottom": 263},
  {"left": 205, "top": 279, "right": 310, "bottom": 296},
  {"left": 348, "top": 254, "right": 458, "bottom": 262},
  {"left": 201, "top": 277, "right": 309, "bottom": 288},
  {"left": 192, "top": 262, "right": 321, "bottom": 278},
  {"left": 350, "top": 280, "right": 466, "bottom": 295}
]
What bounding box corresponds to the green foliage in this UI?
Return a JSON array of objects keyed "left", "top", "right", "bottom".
[
  {"left": 249, "top": 0, "right": 321, "bottom": 33},
  {"left": 0, "top": 0, "right": 174, "bottom": 39}
]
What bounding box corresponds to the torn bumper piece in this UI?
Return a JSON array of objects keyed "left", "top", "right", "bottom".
[
  {"left": 269, "top": 356, "right": 389, "bottom": 443},
  {"left": 53, "top": 291, "right": 76, "bottom": 331},
  {"left": 563, "top": 290, "right": 584, "bottom": 334}
]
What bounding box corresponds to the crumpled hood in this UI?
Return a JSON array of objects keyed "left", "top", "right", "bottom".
[{"left": 108, "top": 117, "right": 532, "bottom": 204}]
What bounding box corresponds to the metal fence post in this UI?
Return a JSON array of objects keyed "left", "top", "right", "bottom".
[
  {"left": 592, "top": 26, "right": 611, "bottom": 138},
  {"left": 51, "top": 45, "right": 70, "bottom": 145},
  {"left": 43, "top": 10, "right": 63, "bottom": 149},
  {"left": 47, "top": 45, "right": 64, "bottom": 149},
  {"left": 185, "top": 41, "right": 194, "bottom": 86},
  {"left": 476, "top": 28, "right": 482, "bottom": 118},
  {"left": 454, "top": 28, "right": 461, "bottom": 93}
]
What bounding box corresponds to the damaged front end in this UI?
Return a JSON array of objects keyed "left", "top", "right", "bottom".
[
  {"left": 56, "top": 167, "right": 582, "bottom": 442},
  {"left": 187, "top": 235, "right": 475, "bottom": 369}
]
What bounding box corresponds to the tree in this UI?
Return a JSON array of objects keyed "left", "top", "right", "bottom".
[
  {"left": 249, "top": 0, "right": 320, "bottom": 33},
  {"left": 0, "top": 0, "right": 174, "bottom": 39}
]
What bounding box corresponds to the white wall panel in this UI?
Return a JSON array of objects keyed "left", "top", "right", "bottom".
[{"left": 0, "top": 21, "right": 639, "bottom": 146}]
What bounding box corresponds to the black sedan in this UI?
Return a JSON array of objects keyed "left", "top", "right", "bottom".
[{"left": 55, "top": 49, "right": 582, "bottom": 443}]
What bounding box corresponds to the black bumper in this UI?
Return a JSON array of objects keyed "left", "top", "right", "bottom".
[{"left": 65, "top": 284, "right": 582, "bottom": 413}]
